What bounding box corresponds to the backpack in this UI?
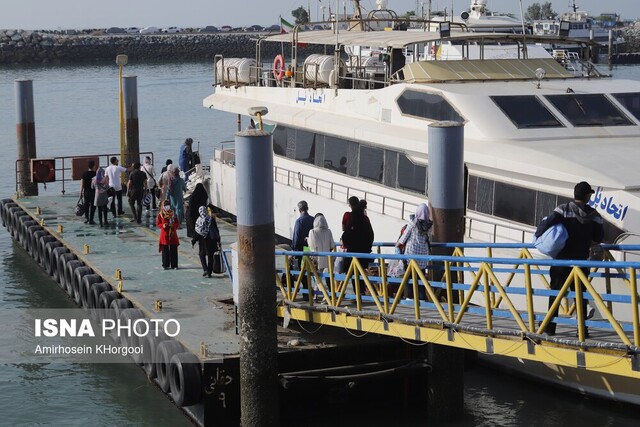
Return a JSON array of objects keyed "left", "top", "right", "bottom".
[{"left": 533, "top": 222, "right": 568, "bottom": 258}]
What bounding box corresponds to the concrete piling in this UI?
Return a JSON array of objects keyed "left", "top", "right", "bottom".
[
  {"left": 426, "top": 120, "right": 465, "bottom": 420},
  {"left": 122, "top": 75, "right": 140, "bottom": 170},
  {"left": 235, "top": 128, "right": 279, "bottom": 426},
  {"left": 15, "top": 79, "right": 38, "bottom": 196}
]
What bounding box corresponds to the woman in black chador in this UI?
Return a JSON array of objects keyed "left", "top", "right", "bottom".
[{"left": 186, "top": 183, "right": 208, "bottom": 239}]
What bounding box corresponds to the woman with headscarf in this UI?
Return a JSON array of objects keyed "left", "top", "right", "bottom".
[
  {"left": 194, "top": 204, "right": 221, "bottom": 277},
  {"left": 341, "top": 200, "right": 374, "bottom": 272},
  {"left": 157, "top": 199, "right": 180, "bottom": 269},
  {"left": 308, "top": 214, "right": 336, "bottom": 273},
  {"left": 186, "top": 183, "right": 208, "bottom": 239},
  {"left": 92, "top": 167, "right": 111, "bottom": 227},
  {"left": 396, "top": 203, "right": 433, "bottom": 300},
  {"left": 167, "top": 166, "right": 187, "bottom": 224}
]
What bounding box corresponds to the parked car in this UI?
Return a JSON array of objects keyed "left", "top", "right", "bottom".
[
  {"left": 161, "top": 26, "right": 182, "bottom": 33},
  {"left": 125, "top": 27, "right": 140, "bottom": 34},
  {"left": 246, "top": 25, "right": 263, "bottom": 32},
  {"left": 220, "top": 25, "right": 232, "bottom": 32},
  {"left": 198, "top": 26, "right": 219, "bottom": 33},
  {"left": 139, "top": 26, "right": 159, "bottom": 34},
  {"left": 105, "top": 27, "right": 126, "bottom": 34}
]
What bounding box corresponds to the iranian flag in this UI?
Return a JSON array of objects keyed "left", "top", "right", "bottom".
[{"left": 280, "top": 16, "right": 294, "bottom": 33}]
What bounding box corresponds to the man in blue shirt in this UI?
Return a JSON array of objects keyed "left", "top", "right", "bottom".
[{"left": 292, "top": 200, "right": 314, "bottom": 252}]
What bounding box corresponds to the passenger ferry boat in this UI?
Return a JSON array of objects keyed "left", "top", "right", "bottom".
[
  {"left": 204, "top": 0, "right": 640, "bottom": 247},
  {"left": 203, "top": 0, "right": 640, "bottom": 404}
]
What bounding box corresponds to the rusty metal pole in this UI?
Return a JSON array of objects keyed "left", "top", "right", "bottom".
[
  {"left": 426, "top": 120, "right": 465, "bottom": 421},
  {"left": 236, "top": 125, "right": 279, "bottom": 426},
  {"left": 122, "top": 75, "right": 139, "bottom": 175},
  {"left": 15, "top": 79, "right": 38, "bottom": 196}
]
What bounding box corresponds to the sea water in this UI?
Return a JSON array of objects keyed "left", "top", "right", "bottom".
[{"left": 1, "top": 62, "right": 639, "bottom": 426}]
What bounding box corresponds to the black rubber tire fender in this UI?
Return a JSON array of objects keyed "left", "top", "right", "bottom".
[
  {"left": 12, "top": 210, "right": 29, "bottom": 240},
  {"left": 143, "top": 331, "right": 170, "bottom": 379},
  {"left": 72, "top": 266, "right": 94, "bottom": 306},
  {"left": 30, "top": 230, "right": 49, "bottom": 261},
  {"left": 51, "top": 247, "right": 70, "bottom": 282},
  {"left": 80, "top": 275, "right": 103, "bottom": 309},
  {"left": 109, "top": 298, "right": 133, "bottom": 337},
  {"left": 89, "top": 282, "right": 112, "bottom": 318},
  {"left": 43, "top": 241, "right": 63, "bottom": 276},
  {"left": 25, "top": 224, "right": 43, "bottom": 255},
  {"left": 9, "top": 208, "right": 26, "bottom": 239},
  {"left": 63, "top": 260, "right": 84, "bottom": 297},
  {"left": 155, "top": 340, "right": 185, "bottom": 392},
  {"left": 57, "top": 253, "right": 77, "bottom": 289},
  {"left": 169, "top": 352, "right": 203, "bottom": 407},
  {"left": 0, "top": 200, "right": 16, "bottom": 227},
  {"left": 118, "top": 308, "right": 145, "bottom": 356},
  {"left": 98, "top": 290, "right": 121, "bottom": 322},
  {"left": 4, "top": 206, "right": 21, "bottom": 236},
  {"left": 21, "top": 220, "right": 39, "bottom": 251},
  {"left": 38, "top": 235, "right": 57, "bottom": 268}
]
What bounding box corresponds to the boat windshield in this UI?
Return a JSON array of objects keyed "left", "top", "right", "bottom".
[
  {"left": 612, "top": 92, "right": 640, "bottom": 122},
  {"left": 545, "top": 94, "right": 634, "bottom": 127},
  {"left": 491, "top": 96, "right": 563, "bottom": 129}
]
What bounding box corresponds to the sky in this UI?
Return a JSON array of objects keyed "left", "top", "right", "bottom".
[{"left": 0, "top": 0, "right": 636, "bottom": 31}]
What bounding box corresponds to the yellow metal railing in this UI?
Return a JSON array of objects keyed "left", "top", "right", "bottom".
[{"left": 272, "top": 243, "right": 640, "bottom": 378}]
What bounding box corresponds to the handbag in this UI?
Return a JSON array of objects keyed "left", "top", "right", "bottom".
[
  {"left": 143, "top": 192, "right": 152, "bottom": 208},
  {"left": 107, "top": 187, "right": 116, "bottom": 197},
  {"left": 74, "top": 196, "right": 85, "bottom": 216}
]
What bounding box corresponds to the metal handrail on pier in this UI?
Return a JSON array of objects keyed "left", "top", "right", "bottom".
[{"left": 15, "top": 151, "right": 154, "bottom": 194}]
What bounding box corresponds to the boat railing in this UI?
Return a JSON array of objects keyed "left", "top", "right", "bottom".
[
  {"left": 213, "top": 145, "right": 419, "bottom": 221},
  {"left": 465, "top": 214, "right": 534, "bottom": 244},
  {"left": 14, "top": 151, "right": 155, "bottom": 195}
]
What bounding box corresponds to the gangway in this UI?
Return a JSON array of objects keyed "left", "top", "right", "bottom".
[{"left": 262, "top": 242, "right": 640, "bottom": 383}]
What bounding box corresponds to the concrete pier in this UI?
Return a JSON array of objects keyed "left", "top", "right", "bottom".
[{"left": 1, "top": 193, "right": 414, "bottom": 425}]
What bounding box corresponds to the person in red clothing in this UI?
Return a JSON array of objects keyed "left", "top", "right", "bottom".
[
  {"left": 157, "top": 200, "right": 180, "bottom": 269},
  {"left": 342, "top": 196, "right": 360, "bottom": 231}
]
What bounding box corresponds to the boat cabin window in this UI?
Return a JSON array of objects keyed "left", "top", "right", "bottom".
[
  {"left": 611, "top": 93, "right": 640, "bottom": 122},
  {"left": 359, "top": 146, "right": 384, "bottom": 183},
  {"left": 323, "top": 136, "right": 357, "bottom": 176},
  {"left": 491, "top": 96, "right": 564, "bottom": 129},
  {"left": 545, "top": 94, "right": 634, "bottom": 127},
  {"left": 272, "top": 123, "right": 428, "bottom": 196},
  {"left": 397, "top": 154, "right": 427, "bottom": 193},
  {"left": 397, "top": 90, "right": 464, "bottom": 122}
]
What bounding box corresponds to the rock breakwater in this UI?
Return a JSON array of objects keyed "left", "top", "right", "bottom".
[{"left": 0, "top": 30, "right": 318, "bottom": 64}]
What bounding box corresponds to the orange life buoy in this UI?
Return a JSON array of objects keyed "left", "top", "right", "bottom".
[
  {"left": 31, "top": 159, "right": 56, "bottom": 183},
  {"left": 273, "top": 54, "right": 285, "bottom": 81}
]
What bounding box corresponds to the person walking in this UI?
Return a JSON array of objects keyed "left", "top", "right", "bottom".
[
  {"left": 92, "top": 167, "right": 110, "bottom": 227},
  {"left": 127, "top": 161, "right": 147, "bottom": 223},
  {"left": 341, "top": 196, "right": 359, "bottom": 231},
  {"left": 104, "top": 156, "right": 127, "bottom": 217},
  {"left": 167, "top": 166, "right": 187, "bottom": 224},
  {"left": 534, "top": 181, "right": 604, "bottom": 337},
  {"left": 158, "top": 162, "right": 173, "bottom": 202},
  {"left": 341, "top": 200, "right": 374, "bottom": 272},
  {"left": 308, "top": 213, "right": 336, "bottom": 293},
  {"left": 193, "top": 205, "right": 221, "bottom": 278},
  {"left": 179, "top": 138, "right": 194, "bottom": 181},
  {"left": 80, "top": 160, "right": 97, "bottom": 225},
  {"left": 140, "top": 156, "right": 157, "bottom": 211},
  {"left": 396, "top": 203, "right": 432, "bottom": 300},
  {"left": 157, "top": 200, "right": 180, "bottom": 269},
  {"left": 186, "top": 183, "right": 208, "bottom": 239}
]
